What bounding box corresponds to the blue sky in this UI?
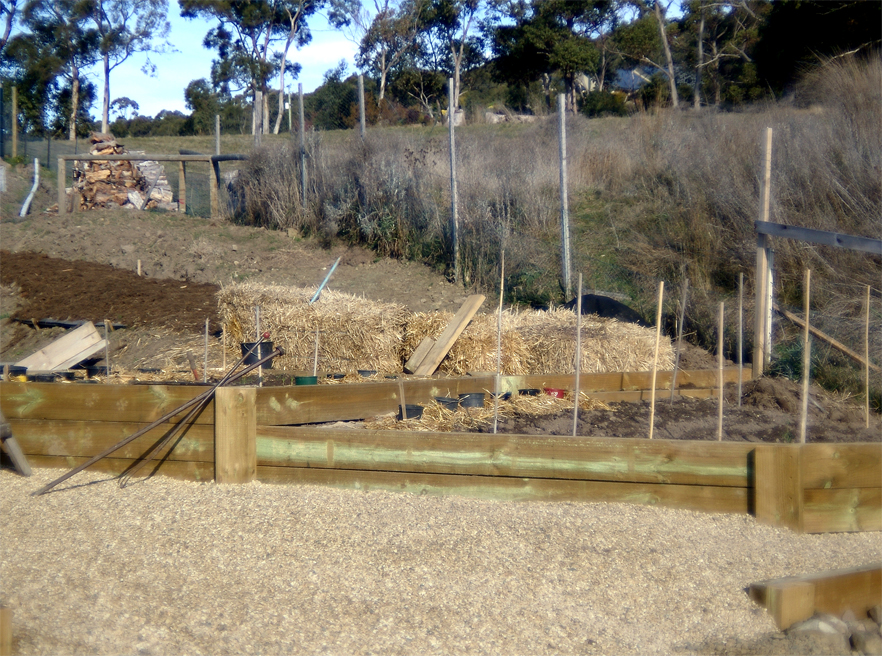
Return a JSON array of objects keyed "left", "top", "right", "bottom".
[{"left": 85, "top": 7, "right": 359, "bottom": 119}]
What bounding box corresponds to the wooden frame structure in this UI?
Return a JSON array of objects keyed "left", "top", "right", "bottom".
[
  {"left": 56, "top": 153, "right": 247, "bottom": 220},
  {"left": 2, "top": 372, "right": 878, "bottom": 534},
  {"left": 753, "top": 220, "right": 882, "bottom": 379}
]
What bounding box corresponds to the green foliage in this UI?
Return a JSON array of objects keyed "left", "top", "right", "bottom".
[{"left": 579, "top": 90, "right": 627, "bottom": 117}]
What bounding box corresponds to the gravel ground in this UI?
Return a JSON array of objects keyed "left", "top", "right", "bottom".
[{"left": 2, "top": 469, "right": 880, "bottom": 656}]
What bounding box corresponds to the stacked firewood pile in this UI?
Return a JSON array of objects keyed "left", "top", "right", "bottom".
[{"left": 72, "top": 133, "right": 176, "bottom": 212}]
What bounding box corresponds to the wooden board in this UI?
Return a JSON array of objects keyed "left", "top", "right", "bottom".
[
  {"left": 254, "top": 369, "right": 743, "bottom": 426},
  {"left": 802, "top": 443, "right": 882, "bottom": 489},
  {"left": 754, "top": 445, "right": 803, "bottom": 532},
  {"left": 803, "top": 488, "right": 882, "bottom": 533},
  {"left": 413, "top": 295, "right": 486, "bottom": 375},
  {"left": 750, "top": 563, "right": 882, "bottom": 630},
  {"left": 15, "top": 322, "right": 105, "bottom": 371},
  {"left": 256, "top": 465, "right": 749, "bottom": 513},
  {"left": 24, "top": 455, "right": 214, "bottom": 484},
  {"left": 215, "top": 387, "right": 256, "bottom": 484},
  {"left": 8, "top": 418, "right": 214, "bottom": 462},
  {"left": 403, "top": 337, "right": 435, "bottom": 375},
  {"left": 255, "top": 427, "right": 753, "bottom": 488},
  {"left": 0, "top": 382, "right": 214, "bottom": 424}
]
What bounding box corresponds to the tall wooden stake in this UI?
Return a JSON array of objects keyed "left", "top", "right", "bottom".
[
  {"left": 204, "top": 317, "right": 209, "bottom": 381},
  {"left": 717, "top": 301, "right": 724, "bottom": 441},
  {"left": 799, "top": 269, "right": 811, "bottom": 443},
  {"left": 738, "top": 272, "right": 744, "bottom": 406},
  {"left": 11, "top": 86, "right": 17, "bottom": 158},
  {"left": 493, "top": 251, "right": 505, "bottom": 434},
  {"left": 648, "top": 281, "right": 665, "bottom": 439},
  {"left": 865, "top": 285, "right": 871, "bottom": 428},
  {"left": 670, "top": 275, "right": 688, "bottom": 402},
  {"left": 573, "top": 273, "right": 583, "bottom": 437},
  {"left": 215, "top": 114, "right": 221, "bottom": 155},
  {"left": 558, "top": 93, "right": 572, "bottom": 300},
  {"left": 448, "top": 78, "right": 460, "bottom": 284}
]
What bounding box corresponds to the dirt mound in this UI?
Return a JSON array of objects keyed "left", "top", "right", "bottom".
[{"left": 0, "top": 250, "right": 221, "bottom": 333}]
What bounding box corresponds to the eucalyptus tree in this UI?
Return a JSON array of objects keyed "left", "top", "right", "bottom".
[
  {"left": 179, "top": 0, "right": 322, "bottom": 135},
  {"left": 419, "top": 0, "right": 483, "bottom": 110},
  {"left": 489, "top": 0, "right": 616, "bottom": 111},
  {"left": 14, "top": 0, "right": 99, "bottom": 139},
  {"left": 89, "top": 0, "right": 172, "bottom": 133}
]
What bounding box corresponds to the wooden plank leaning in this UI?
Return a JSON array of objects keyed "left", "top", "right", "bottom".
[
  {"left": 16, "top": 321, "right": 107, "bottom": 371},
  {"left": 33, "top": 339, "right": 282, "bottom": 496},
  {"left": 412, "top": 295, "right": 485, "bottom": 376}
]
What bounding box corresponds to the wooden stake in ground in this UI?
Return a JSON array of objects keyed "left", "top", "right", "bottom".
[
  {"left": 670, "top": 275, "right": 688, "bottom": 403},
  {"left": 648, "top": 281, "right": 665, "bottom": 440},
  {"left": 799, "top": 269, "right": 811, "bottom": 443},
  {"left": 865, "top": 285, "right": 871, "bottom": 428},
  {"left": 204, "top": 317, "right": 209, "bottom": 382},
  {"left": 754, "top": 127, "right": 774, "bottom": 379},
  {"left": 103, "top": 319, "right": 110, "bottom": 375},
  {"left": 718, "top": 301, "right": 724, "bottom": 441},
  {"left": 738, "top": 272, "right": 744, "bottom": 407},
  {"left": 313, "top": 327, "right": 320, "bottom": 377},
  {"left": 398, "top": 380, "right": 408, "bottom": 420},
  {"left": 493, "top": 251, "right": 504, "bottom": 435},
  {"left": 573, "top": 273, "right": 583, "bottom": 438}
]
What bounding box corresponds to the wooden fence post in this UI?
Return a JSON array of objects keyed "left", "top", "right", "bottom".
[
  {"left": 57, "top": 157, "right": 66, "bottom": 216},
  {"left": 178, "top": 161, "right": 186, "bottom": 213},
  {"left": 755, "top": 444, "right": 804, "bottom": 532},
  {"left": 215, "top": 387, "right": 256, "bottom": 484}
]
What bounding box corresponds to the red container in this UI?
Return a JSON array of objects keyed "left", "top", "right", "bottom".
[{"left": 544, "top": 387, "right": 567, "bottom": 399}]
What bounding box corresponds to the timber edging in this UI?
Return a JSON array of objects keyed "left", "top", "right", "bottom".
[{"left": 1, "top": 375, "right": 879, "bottom": 534}]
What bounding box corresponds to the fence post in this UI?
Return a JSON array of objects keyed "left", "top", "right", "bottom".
[
  {"left": 215, "top": 114, "right": 220, "bottom": 156},
  {"left": 755, "top": 444, "right": 804, "bottom": 532},
  {"left": 358, "top": 75, "right": 366, "bottom": 140},
  {"left": 209, "top": 158, "right": 220, "bottom": 220},
  {"left": 754, "top": 127, "right": 773, "bottom": 379},
  {"left": 178, "top": 161, "right": 186, "bottom": 213},
  {"left": 299, "top": 83, "right": 306, "bottom": 211},
  {"left": 215, "top": 386, "right": 256, "bottom": 484},
  {"left": 0, "top": 87, "right": 4, "bottom": 159},
  {"left": 57, "top": 157, "right": 66, "bottom": 216},
  {"left": 558, "top": 93, "right": 572, "bottom": 299},
  {"left": 448, "top": 77, "right": 460, "bottom": 284}
]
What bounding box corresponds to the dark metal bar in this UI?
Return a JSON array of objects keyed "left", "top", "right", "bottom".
[{"left": 33, "top": 346, "right": 282, "bottom": 496}]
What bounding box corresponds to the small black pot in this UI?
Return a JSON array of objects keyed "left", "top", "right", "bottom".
[
  {"left": 435, "top": 396, "right": 460, "bottom": 411},
  {"left": 459, "top": 392, "right": 485, "bottom": 408},
  {"left": 397, "top": 404, "right": 424, "bottom": 420},
  {"left": 241, "top": 342, "right": 274, "bottom": 368}
]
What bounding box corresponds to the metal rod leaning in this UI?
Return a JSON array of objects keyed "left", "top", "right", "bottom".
[{"left": 34, "top": 341, "right": 281, "bottom": 496}]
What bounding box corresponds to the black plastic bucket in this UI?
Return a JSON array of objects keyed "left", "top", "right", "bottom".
[
  {"left": 241, "top": 342, "right": 274, "bottom": 368},
  {"left": 397, "top": 404, "right": 424, "bottom": 420},
  {"left": 459, "top": 392, "right": 485, "bottom": 408},
  {"left": 435, "top": 396, "right": 460, "bottom": 411}
]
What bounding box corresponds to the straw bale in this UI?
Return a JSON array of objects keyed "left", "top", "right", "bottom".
[
  {"left": 401, "top": 307, "right": 673, "bottom": 376},
  {"left": 217, "top": 282, "right": 409, "bottom": 374}
]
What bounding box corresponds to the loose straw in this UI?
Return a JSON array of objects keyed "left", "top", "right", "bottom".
[
  {"left": 648, "top": 281, "right": 664, "bottom": 440},
  {"left": 670, "top": 276, "right": 688, "bottom": 403},
  {"left": 222, "top": 326, "right": 227, "bottom": 370},
  {"left": 799, "top": 269, "right": 811, "bottom": 443},
  {"left": 493, "top": 251, "right": 504, "bottom": 434},
  {"left": 865, "top": 285, "right": 871, "bottom": 428},
  {"left": 256, "top": 306, "right": 262, "bottom": 387},
  {"left": 738, "top": 272, "right": 743, "bottom": 407},
  {"left": 573, "top": 273, "right": 582, "bottom": 437},
  {"left": 717, "top": 301, "right": 724, "bottom": 441}
]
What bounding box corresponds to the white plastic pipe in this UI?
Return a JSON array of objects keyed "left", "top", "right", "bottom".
[{"left": 19, "top": 157, "right": 39, "bottom": 217}]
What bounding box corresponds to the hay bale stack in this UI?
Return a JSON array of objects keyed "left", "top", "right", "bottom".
[
  {"left": 516, "top": 308, "right": 674, "bottom": 374},
  {"left": 402, "top": 308, "right": 673, "bottom": 376},
  {"left": 217, "top": 282, "right": 409, "bottom": 373}
]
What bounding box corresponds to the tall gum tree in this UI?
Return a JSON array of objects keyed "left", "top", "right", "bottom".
[
  {"left": 90, "top": 0, "right": 172, "bottom": 134},
  {"left": 180, "top": 0, "right": 322, "bottom": 135}
]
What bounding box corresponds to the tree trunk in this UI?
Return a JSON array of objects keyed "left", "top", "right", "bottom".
[
  {"left": 653, "top": 1, "right": 679, "bottom": 108},
  {"left": 694, "top": 8, "right": 704, "bottom": 109},
  {"left": 378, "top": 50, "right": 388, "bottom": 101},
  {"left": 273, "top": 37, "right": 293, "bottom": 135},
  {"left": 102, "top": 52, "right": 111, "bottom": 133},
  {"left": 263, "top": 90, "right": 269, "bottom": 134},
  {"left": 69, "top": 64, "right": 79, "bottom": 141}
]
